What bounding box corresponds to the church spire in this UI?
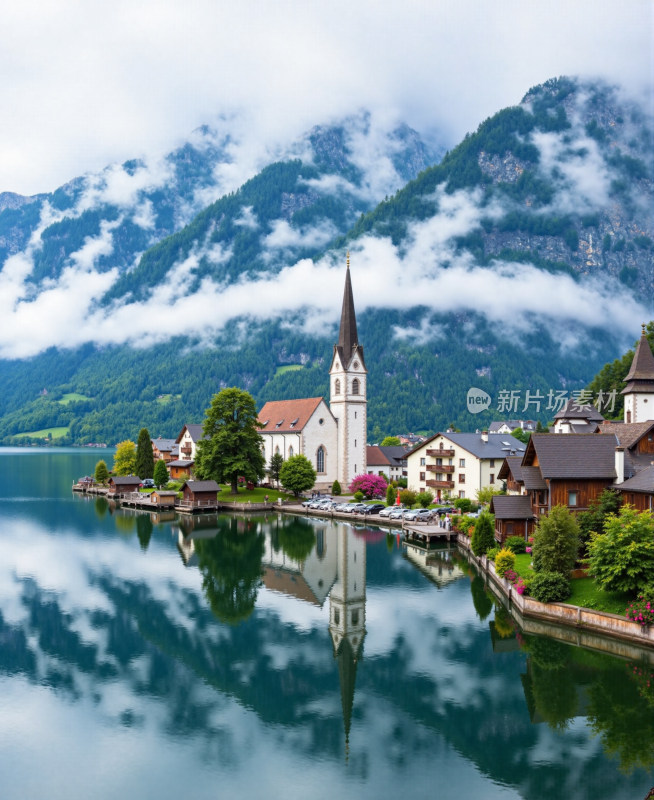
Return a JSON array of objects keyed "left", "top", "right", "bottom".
[
  {"left": 337, "top": 252, "right": 363, "bottom": 365},
  {"left": 624, "top": 324, "right": 654, "bottom": 383}
]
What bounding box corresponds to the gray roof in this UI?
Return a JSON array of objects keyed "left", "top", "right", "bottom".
[
  {"left": 441, "top": 432, "right": 525, "bottom": 459},
  {"left": 489, "top": 420, "right": 536, "bottom": 433},
  {"left": 490, "top": 495, "right": 534, "bottom": 520},
  {"left": 152, "top": 438, "right": 176, "bottom": 450},
  {"left": 498, "top": 455, "right": 524, "bottom": 482},
  {"left": 617, "top": 465, "right": 654, "bottom": 494},
  {"left": 182, "top": 480, "right": 219, "bottom": 493},
  {"left": 520, "top": 466, "right": 548, "bottom": 490},
  {"left": 176, "top": 424, "right": 207, "bottom": 444},
  {"left": 166, "top": 460, "right": 194, "bottom": 467},
  {"left": 527, "top": 433, "right": 618, "bottom": 480},
  {"left": 554, "top": 399, "right": 604, "bottom": 422},
  {"left": 335, "top": 261, "right": 365, "bottom": 369},
  {"left": 110, "top": 475, "right": 141, "bottom": 485},
  {"left": 624, "top": 330, "right": 654, "bottom": 382}
]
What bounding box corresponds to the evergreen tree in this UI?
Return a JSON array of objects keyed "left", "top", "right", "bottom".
[
  {"left": 153, "top": 459, "right": 169, "bottom": 488},
  {"left": 135, "top": 427, "right": 154, "bottom": 479},
  {"left": 532, "top": 505, "right": 580, "bottom": 575},
  {"left": 195, "top": 388, "right": 266, "bottom": 494},
  {"left": 94, "top": 459, "right": 109, "bottom": 485},
  {"left": 471, "top": 512, "right": 495, "bottom": 556},
  {"left": 269, "top": 452, "right": 284, "bottom": 487}
]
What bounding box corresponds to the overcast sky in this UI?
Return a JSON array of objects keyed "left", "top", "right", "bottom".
[{"left": 1, "top": 0, "right": 652, "bottom": 196}]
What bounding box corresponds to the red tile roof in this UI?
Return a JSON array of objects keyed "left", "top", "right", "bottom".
[{"left": 258, "top": 397, "right": 326, "bottom": 433}]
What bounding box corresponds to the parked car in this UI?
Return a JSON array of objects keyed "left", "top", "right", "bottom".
[
  {"left": 379, "top": 505, "right": 403, "bottom": 518},
  {"left": 388, "top": 507, "right": 410, "bottom": 520},
  {"left": 140, "top": 478, "right": 155, "bottom": 489},
  {"left": 434, "top": 506, "right": 454, "bottom": 517},
  {"left": 404, "top": 508, "right": 433, "bottom": 522},
  {"left": 341, "top": 503, "right": 363, "bottom": 513},
  {"left": 360, "top": 503, "right": 386, "bottom": 515}
]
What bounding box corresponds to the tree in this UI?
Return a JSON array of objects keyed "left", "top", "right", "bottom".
[
  {"left": 269, "top": 452, "right": 284, "bottom": 487},
  {"left": 511, "top": 427, "right": 531, "bottom": 445},
  {"left": 587, "top": 506, "right": 654, "bottom": 594},
  {"left": 94, "top": 459, "right": 109, "bottom": 485},
  {"left": 380, "top": 436, "right": 401, "bottom": 446},
  {"left": 476, "top": 485, "right": 502, "bottom": 506},
  {"left": 153, "top": 459, "right": 169, "bottom": 488},
  {"left": 113, "top": 440, "right": 136, "bottom": 476},
  {"left": 195, "top": 388, "right": 266, "bottom": 494},
  {"left": 280, "top": 454, "right": 316, "bottom": 497},
  {"left": 532, "top": 505, "right": 580, "bottom": 576},
  {"left": 399, "top": 488, "right": 417, "bottom": 508},
  {"left": 331, "top": 479, "right": 342, "bottom": 496},
  {"left": 577, "top": 488, "right": 622, "bottom": 556},
  {"left": 349, "top": 473, "right": 388, "bottom": 499},
  {"left": 471, "top": 512, "right": 495, "bottom": 556},
  {"left": 416, "top": 490, "right": 434, "bottom": 508},
  {"left": 386, "top": 483, "right": 396, "bottom": 506},
  {"left": 135, "top": 427, "right": 154, "bottom": 479}
]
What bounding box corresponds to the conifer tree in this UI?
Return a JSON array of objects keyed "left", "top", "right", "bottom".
[{"left": 135, "top": 428, "right": 154, "bottom": 479}]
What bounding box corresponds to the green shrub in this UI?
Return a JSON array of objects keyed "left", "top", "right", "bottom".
[
  {"left": 530, "top": 571, "right": 571, "bottom": 603},
  {"left": 454, "top": 497, "right": 473, "bottom": 513},
  {"left": 331, "top": 480, "right": 341, "bottom": 496},
  {"left": 486, "top": 547, "right": 500, "bottom": 561},
  {"left": 532, "top": 505, "right": 580, "bottom": 576},
  {"left": 416, "top": 490, "right": 434, "bottom": 508},
  {"left": 494, "top": 548, "right": 516, "bottom": 577},
  {"left": 505, "top": 536, "right": 527, "bottom": 554},
  {"left": 386, "top": 483, "right": 396, "bottom": 506},
  {"left": 353, "top": 490, "right": 364, "bottom": 502},
  {"left": 399, "top": 489, "right": 417, "bottom": 508}
]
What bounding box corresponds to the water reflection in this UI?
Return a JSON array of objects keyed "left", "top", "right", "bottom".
[{"left": 0, "top": 451, "right": 652, "bottom": 800}]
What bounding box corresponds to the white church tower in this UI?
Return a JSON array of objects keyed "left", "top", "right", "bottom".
[
  {"left": 622, "top": 324, "right": 654, "bottom": 424},
  {"left": 329, "top": 254, "right": 367, "bottom": 488}
]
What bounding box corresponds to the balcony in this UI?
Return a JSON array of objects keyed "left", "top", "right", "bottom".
[
  {"left": 426, "top": 464, "right": 454, "bottom": 473},
  {"left": 426, "top": 479, "right": 455, "bottom": 489},
  {"left": 426, "top": 448, "right": 455, "bottom": 457},
  {"left": 181, "top": 446, "right": 192, "bottom": 457}
]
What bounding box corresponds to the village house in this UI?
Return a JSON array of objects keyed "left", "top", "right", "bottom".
[
  {"left": 166, "top": 459, "right": 194, "bottom": 480},
  {"left": 489, "top": 494, "right": 535, "bottom": 542},
  {"left": 151, "top": 437, "right": 178, "bottom": 462},
  {"left": 489, "top": 420, "right": 537, "bottom": 435},
  {"left": 175, "top": 424, "right": 207, "bottom": 462},
  {"left": 366, "top": 445, "right": 407, "bottom": 481},
  {"left": 151, "top": 489, "right": 178, "bottom": 508},
  {"left": 107, "top": 475, "right": 141, "bottom": 497},
  {"left": 551, "top": 399, "right": 604, "bottom": 433},
  {"left": 405, "top": 431, "right": 525, "bottom": 501}
]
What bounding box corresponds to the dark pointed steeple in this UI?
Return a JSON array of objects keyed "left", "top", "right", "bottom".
[
  {"left": 622, "top": 324, "right": 654, "bottom": 395},
  {"left": 336, "top": 253, "right": 365, "bottom": 367}
]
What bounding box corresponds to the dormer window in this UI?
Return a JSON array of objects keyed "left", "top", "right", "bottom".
[
  {"left": 275, "top": 419, "right": 284, "bottom": 428},
  {"left": 289, "top": 418, "right": 299, "bottom": 428},
  {"left": 260, "top": 419, "right": 269, "bottom": 428}
]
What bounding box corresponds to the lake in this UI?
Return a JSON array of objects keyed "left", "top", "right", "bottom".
[{"left": 0, "top": 447, "right": 652, "bottom": 800}]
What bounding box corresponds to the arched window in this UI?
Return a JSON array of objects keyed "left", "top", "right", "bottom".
[
  {"left": 334, "top": 378, "right": 341, "bottom": 395},
  {"left": 317, "top": 446, "right": 325, "bottom": 473},
  {"left": 352, "top": 378, "right": 360, "bottom": 395},
  {"left": 288, "top": 445, "right": 294, "bottom": 458}
]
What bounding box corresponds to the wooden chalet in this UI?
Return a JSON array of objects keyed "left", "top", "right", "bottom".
[
  {"left": 181, "top": 480, "right": 220, "bottom": 509},
  {"left": 489, "top": 495, "right": 535, "bottom": 543},
  {"left": 552, "top": 399, "right": 604, "bottom": 434},
  {"left": 107, "top": 475, "right": 141, "bottom": 496},
  {"left": 498, "top": 456, "right": 526, "bottom": 495},
  {"left": 520, "top": 433, "right": 620, "bottom": 515},
  {"left": 166, "top": 459, "right": 194, "bottom": 480},
  {"left": 597, "top": 420, "right": 654, "bottom": 476}
]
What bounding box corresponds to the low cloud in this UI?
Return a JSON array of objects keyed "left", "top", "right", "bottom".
[{"left": 0, "top": 177, "right": 648, "bottom": 360}]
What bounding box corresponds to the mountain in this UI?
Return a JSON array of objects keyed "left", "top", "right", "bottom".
[{"left": 0, "top": 77, "right": 652, "bottom": 446}]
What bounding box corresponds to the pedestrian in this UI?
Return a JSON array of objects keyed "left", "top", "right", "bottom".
[{"left": 265, "top": 494, "right": 269, "bottom": 504}]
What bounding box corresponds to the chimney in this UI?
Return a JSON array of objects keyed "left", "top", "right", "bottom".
[
  {"left": 615, "top": 447, "right": 625, "bottom": 485},
  {"left": 481, "top": 430, "right": 488, "bottom": 443}
]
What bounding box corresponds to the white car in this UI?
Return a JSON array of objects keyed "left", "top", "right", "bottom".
[
  {"left": 404, "top": 508, "right": 433, "bottom": 522},
  {"left": 379, "top": 505, "right": 403, "bottom": 518}
]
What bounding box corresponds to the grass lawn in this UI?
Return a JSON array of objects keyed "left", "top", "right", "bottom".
[
  {"left": 275, "top": 365, "right": 302, "bottom": 376},
  {"left": 58, "top": 393, "right": 91, "bottom": 405},
  {"left": 567, "top": 577, "right": 632, "bottom": 616},
  {"left": 503, "top": 553, "right": 632, "bottom": 615},
  {"left": 15, "top": 426, "right": 70, "bottom": 439},
  {"left": 217, "top": 486, "right": 295, "bottom": 502}
]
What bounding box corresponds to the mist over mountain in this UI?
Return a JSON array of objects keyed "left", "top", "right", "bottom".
[{"left": 0, "top": 77, "right": 652, "bottom": 444}]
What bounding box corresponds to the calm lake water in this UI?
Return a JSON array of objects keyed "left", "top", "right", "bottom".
[{"left": 0, "top": 447, "right": 652, "bottom": 800}]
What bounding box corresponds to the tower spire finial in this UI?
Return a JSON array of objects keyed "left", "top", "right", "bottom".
[{"left": 347, "top": 250, "right": 350, "bottom": 270}]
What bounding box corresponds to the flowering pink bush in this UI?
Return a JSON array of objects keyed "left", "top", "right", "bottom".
[
  {"left": 626, "top": 595, "right": 654, "bottom": 627},
  {"left": 525, "top": 546, "right": 532, "bottom": 554},
  {"left": 348, "top": 473, "right": 388, "bottom": 499},
  {"left": 514, "top": 578, "right": 526, "bottom": 595}
]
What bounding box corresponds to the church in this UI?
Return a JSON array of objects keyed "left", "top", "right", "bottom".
[{"left": 258, "top": 256, "right": 367, "bottom": 490}]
